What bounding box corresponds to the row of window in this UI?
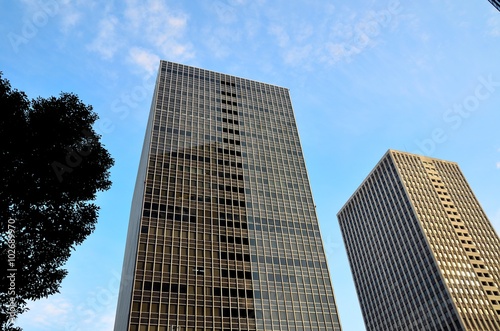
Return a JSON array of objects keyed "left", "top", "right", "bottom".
[
  {"left": 136, "top": 233, "right": 326, "bottom": 272},
  {"left": 142, "top": 212, "right": 249, "bottom": 230},
  {"left": 141, "top": 207, "right": 246, "bottom": 222},
  {"left": 154, "top": 125, "right": 192, "bottom": 137},
  {"left": 159, "top": 88, "right": 289, "bottom": 118},
  {"left": 220, "top": 107, "right": 238, "bottom": 115},
  {"left": 141, "top": 208, "right": 319, "bottom": 238},
  {"left": 163, "top": 66, "right": 286, "bottom": 98},
  {"left": 251, "top": 255, "right": 326, "bottom": 270},
  {"left": 144, "top": 201, "right": 244, "bottom": 217},
  {"left": 214, "top": 287, "right": 254, "bottom": 299},
  {"left": 132, "top": 295, "right": 256, "bottom": 320},
  {"left": 220, "top": 99, "right": 238, "bottom": 107},
  {"left": 156, "top": 101, "right": 296, "bottom": 131},
  {"left": 170, "top": 150, "right": 244, "bottom": 163},
  {"left": 220, "top": 235, "right": 249, "bottom": 245},
  {"left": 154, "top": 106, "right": 298, "bottom": 137},
  {"left": 157, "top": 93, "right": 295, "bottom": 135},
  {"left": 219, "top": 251, "right": 250, "bottom": 262},
  {"left": 131, "top": 326, "right": 255, "bottom": 331},
  {"left": 220, "top": 91, "right": 237, "bottom": 98},
  {"left": 157, "top": 98, "right": 295, "bottom": 129}
]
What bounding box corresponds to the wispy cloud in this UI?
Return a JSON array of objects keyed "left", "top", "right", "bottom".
[
  {"left": 19, "top": 0, "right": 88, "bottom": 32},
  {"left": 84, "top": 0, "right": 193, "bottom": 73},
  {"left": 269, "top": 22, "right": 312, "bottom": 48},
  {"left": 488, "top": 14, "right": 500, "bottom": 37},
  {"left": 496, "top": 148, "right": 500, "bottom": 169},
  {"left": 60, "top": 5, "right": 83, "bottom": 33},
  {"left": 19, "top": 0, "right": 48, "bottom": 15},
  {"left": 210, "top": 1, "right": 240, "bottom": 24},
  {"left": 269, "top": 25, "right": 290, "bottom": 48},
  {"left": 87, "top": 15, "right": 120, "bottom": 59},
  {"left": 95, "top": 310, "right": 116, "bottom": 331},
  {"left": 319, "top": 3, "right": 405, "bottom": 66},
  {"left": 18, "top": 284, "right": 119, "bottom": 331},
  {"left": 260, "top": 2, "right": 406, "bottom": 68},
  {"left": 128, "top": 47, "right": 160, "bottom": 76},
  {"left": 284, "top": 44, "right": 313, "bottom": 66},
  {"left": 197, "top": 1, "right": 267, "bottom": 61},
  {"left": 202, "top": 28, "right": 232, "bottom": 59},
  {"left": 18, "top": 296, "right": 73, "bottom": 330},
  {"left": 124, "top": 0, "right": 194, "bottom": 64}
]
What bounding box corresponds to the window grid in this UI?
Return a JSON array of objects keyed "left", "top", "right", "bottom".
[
  {"left": 338, "top": 150, "right": 500, "bottom": 331},
  {"left": 116, "top": 61, "right": 342, "bottom": 331}
]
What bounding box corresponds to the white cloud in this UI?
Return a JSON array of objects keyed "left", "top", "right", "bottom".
[
  {"left": 496, "top": 161, "right": 500, "bottom": 169},
  {"left": 87, "top": 16, "right": 120, "bottom": 59},
  {"left": 284, "top": 44, "right": 313, "bottom": 66},
  {"left": 18, "top": 287, "right": 120, "bottom": 331},
  {"left": 19, "top": 0, "right": 88, "bottom": 33},
  {"left": 201, "top": 25, "right": 243, "bottom": 59},
  {"left": 97, "top": 310, "right": 116, "bottom": 331},
  {"left": 85, "top": 0, "right": 193, "bottom": 72},
  {"left": 35, "top": 298, "right": 72, "bottom": 325},
  {"left": 128, "top": 47, "right": 160, "bottom": 76},
  {"left": 269, "top": 25, "right": 290, "bottom": 48},
  {"left": 210, "top": 1, "right": 239, "bottom": 24},
  {"left": 295, "top": 23, "right": 314, "bottom": 42},
  {"left": 419, "top": 32, "right": 430, "bottom": 42},
  {"left": 60, "top": 8, "right": 82, "bottom": 32},
  {"left": 263, "top": 1, "right": 405, "bottom": 68},
  {"left": 329, "top": 21, "right": 355, "bottom": 40},
  {"left": 322, "top": 38, "right": 368, "bottom": 66},
  {"left": 488, "top": 14, "right": 500, "bottom": 37},
  {"left": 19, "top": 0, "right": 46, "bottom": 15},
  {"left": 17, "top": 296, "right": 73, "bottom": 330},
  {"left": 126, "top": 0, "right": 194, "bottom": 60},
  {"left": 244, "top": 19, "right": 261, "bottom": 39},
  {"left": 202, "top": 32, "right": 231, "bottom": 58}
]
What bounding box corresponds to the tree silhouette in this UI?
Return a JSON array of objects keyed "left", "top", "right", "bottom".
[{"left": 0, "top": 72, "right": 114, "bottom": 329}]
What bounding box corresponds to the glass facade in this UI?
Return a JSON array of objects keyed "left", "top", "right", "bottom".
[
  {"left": 338, "top": 150, "right": 500, "bottom": 331},
  {"left": 487, "top": 0, "right": 500, "bottom": 11},
  {"left": 114, "top": 61, "right": 343, "bottom": 331}
]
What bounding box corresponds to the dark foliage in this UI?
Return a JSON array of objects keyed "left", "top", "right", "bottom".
[{"left": 0, "top": 72, "right": 114, "bottom": 329}]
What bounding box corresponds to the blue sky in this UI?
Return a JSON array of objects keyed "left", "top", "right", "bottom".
[{"left": 1, "top": 1, "right": 499, "bottom": 330}]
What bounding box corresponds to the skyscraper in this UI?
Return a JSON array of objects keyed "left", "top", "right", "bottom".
[
  {"left": 114, "top": 61, "right": 343, "bottom": 331},
  {"left": 337, "top": 150, "right": 500, "bottom": 331},
  {"left": 487, "top": 0, "right": 500, "bottom": 11}
]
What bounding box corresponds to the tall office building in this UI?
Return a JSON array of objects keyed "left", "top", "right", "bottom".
[
  {"left": 337, "top": 150, "right": 500, "bottom": 331},
  {"left": 487, "top": 0, "right": 500, "bottom": 11},
  {"left": 114, "top": 61, "right": 342, "bottom": 331}
]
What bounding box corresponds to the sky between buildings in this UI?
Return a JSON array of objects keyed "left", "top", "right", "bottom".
[{"left": 1, "top": 1, "right": 500, "bottom": 330}]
